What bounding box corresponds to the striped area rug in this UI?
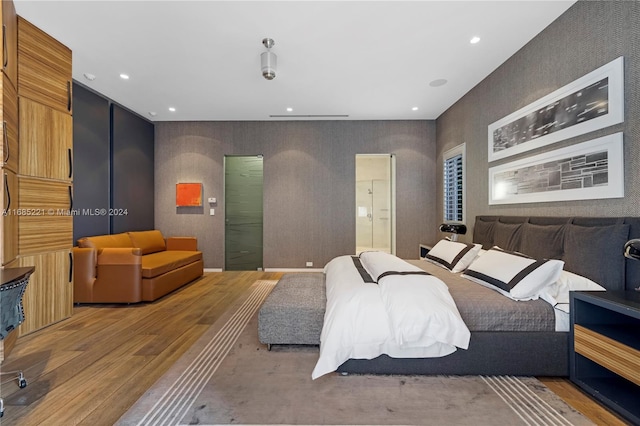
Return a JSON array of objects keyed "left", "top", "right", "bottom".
[
  {"left": 118, "top": 279, "right": 591, "bottom": 426},
  {"left": 116, "top": 280, "right": 277, "bottom": 426},
  {"left": 480, "top": 375, "right": 578, "bottom": 426}
]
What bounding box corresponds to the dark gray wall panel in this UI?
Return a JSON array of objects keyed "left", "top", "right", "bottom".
[
  {"left": 72, "top": 83, "right": 110, "bottom": 243},
  {"left": 436, "top": 0, "right": 640, "bottom": 242},
  {"left": 155, "top": 120, "right": 436, "bottom": 269},
  {"left": 111, "top": 104, "right": 155, "bottom": 233}
]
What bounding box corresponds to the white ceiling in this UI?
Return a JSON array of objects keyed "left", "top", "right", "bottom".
[{"left": 14, "top": 0, "right": 576, "bottom": 122}]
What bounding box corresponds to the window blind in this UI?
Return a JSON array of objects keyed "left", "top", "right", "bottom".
[{"left": 443, "top": 153, "right": 463, "bottom": 222}]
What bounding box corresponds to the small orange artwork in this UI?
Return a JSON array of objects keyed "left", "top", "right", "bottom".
[{"left": 176, "top": 183, "right": 202, "bottom": 207}]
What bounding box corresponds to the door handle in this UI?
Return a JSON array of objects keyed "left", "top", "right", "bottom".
[
  {"left": 3, "top": 172, "right": 10, "bottom": 210},
  {"left": 68, "top": 185, "right": 73, "bottom": 209},
  {"left": 67, "top": 81, "right": 72, "bottom": 111},
  {"left": 68, "top": 148, "right": 73, "bottom": 179},
  {"left": 2, "top": 25, "right": 7, "bottom": 69},
  {"left": 68, "top": 252, "right": 73, "bottom": 283},
  {"left": 3, "top": 121, "right": 8, "bottom": 164}
]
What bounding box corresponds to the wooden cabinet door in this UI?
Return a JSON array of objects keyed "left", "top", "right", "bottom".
[
  {"left": 17, "top": 250, "right": 73, "bottom": 336},
  {"left": 2, "top": 168, "right": 18, "bottom": 264},
  {"left": 18, "top": 177, "right": 73, "bottom": 255},
  {"left": 1, "top": 73, "right": 18, "bottom": 172},
  {"left": 17, "top": 16, "right": 72, "bottom": 114},
  {"left": 19, "top": 97, "right": 73, "bottom": 180},
  {"left": 1, "top": 0, "right": 18, "bottom": 86}
]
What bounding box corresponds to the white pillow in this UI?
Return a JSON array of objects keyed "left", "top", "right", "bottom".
[
  {"left": 539, "top": 270, "right": 606, "bottom": 311},
  {"left": 462, "top": 247, "right": 564, "bottom": 301},
  {"left": 424, "top": 239, "right": 482, "bottom": 273}
]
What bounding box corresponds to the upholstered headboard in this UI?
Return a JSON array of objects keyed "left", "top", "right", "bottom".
[{"left": 473, "top": 216, "right": 640, "bottom": 292}]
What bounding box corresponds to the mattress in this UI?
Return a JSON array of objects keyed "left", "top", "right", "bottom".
[{"left": 406, "top": 259, "right": 557, "bottom": 332}]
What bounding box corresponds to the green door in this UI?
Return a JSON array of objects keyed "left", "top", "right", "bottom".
[{"left": 224, "top": 155, "right": 264, "bottom": 270}]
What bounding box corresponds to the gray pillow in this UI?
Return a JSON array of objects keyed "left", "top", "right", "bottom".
[
  {"left": 519, "top": 222, "right": 565, "bottom": 260},
  {"left": 493, "top": 222, "right": 523, "bottom": 252},
  {"left": 473, "top": 219, "right": 495, "bottom": 249},
  {"left": 562, "top": 223, "right": 629, "bottom": 291}
]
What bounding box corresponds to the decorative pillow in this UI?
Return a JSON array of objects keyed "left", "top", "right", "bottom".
[
  {"left": 492, "top": 222, "right": 523, "bottom": 252},
  {"left": 473, "top": 219, "right": 495, "bottom": 249},
  {"left": 539, "top": 270, "right": 606, "bottom": 313},
  {"left": 519, "top": 222, "right": 565, "bottom": 260},
  {"left": 562, "top": 223, "right": 629, "bottom": 291},
  {"left": 77, "top": 233, "right": 132, "bottom": 249},
  {"left": 127, "top": 230, "right": 167, "bottom": 255},
  {"left": 462, "top": 247, "right": 564, "bottom": 301},
  {"left": 425, "top": 239, "right": 482, "bottom": 273}
]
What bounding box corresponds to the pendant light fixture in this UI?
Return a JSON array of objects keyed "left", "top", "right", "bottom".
[{"left": 261, "top": 38, "right": 277, "bottom": 80}]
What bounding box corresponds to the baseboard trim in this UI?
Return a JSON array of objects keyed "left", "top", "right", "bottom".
[
  {"left": 264, "top": 268, "right": 324, "bottom": 272},
  {"left": 204, "top": 268, "right": 323, "bottom": 273}
]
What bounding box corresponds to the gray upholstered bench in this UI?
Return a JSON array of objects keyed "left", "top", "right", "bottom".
[{"left": 258, "top": 272, "right": 325, "bottom": 349}]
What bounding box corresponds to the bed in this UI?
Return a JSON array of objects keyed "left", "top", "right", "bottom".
[{"left": 325, "top": 216, "right": 640, "bottom": 378}]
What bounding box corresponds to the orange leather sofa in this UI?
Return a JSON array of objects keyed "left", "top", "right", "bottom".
[{"left": 73, "top": 230, "right": 204, "bottom": 303}]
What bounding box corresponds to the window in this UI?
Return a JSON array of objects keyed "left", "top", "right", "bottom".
[{"left": 443, "top": 144, "right": 465, "bottom": 223}]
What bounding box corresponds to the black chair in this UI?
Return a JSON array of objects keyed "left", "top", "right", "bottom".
[{"left": 0, "top": 267, "right": 34, "bottom": 418}]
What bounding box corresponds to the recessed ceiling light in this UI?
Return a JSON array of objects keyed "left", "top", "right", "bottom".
[
  {"left": 168, "top": 107, "right": 176, "bottom": 112},
  {"left": 286, "top": 107, "right": 293, "bottom": 112},
  {"left": 429, "top": 79, "right": 448, "bottom": 87},
  {"left": 412, "top": 107, "right": 419, "bottom": 111},
  {"left": 120, "top": 73, "right": 130, "bottom": 79},
  {"left": 470, "top": 36, "right": 481, "bottom": 44},
  {"left": 148, "top": 112, "right": 157, "bottom": 117},
  {"left": 83, "top": 73, "right": 96, "bottom": 81}
]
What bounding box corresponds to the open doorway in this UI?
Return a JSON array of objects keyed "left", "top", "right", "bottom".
[{"left": 355, "top": 154, "right": 396, "bottom": 254}]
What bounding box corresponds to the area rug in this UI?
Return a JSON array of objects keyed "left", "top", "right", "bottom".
[{"left": 117, "top": 279, "right": 593, "bottom": 426}]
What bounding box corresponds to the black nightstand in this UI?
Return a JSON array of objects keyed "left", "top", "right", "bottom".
[
  {"left": 419, "top": 244, "right": 431, "bottom": 259},
  {"left": 570, "top": 291, "right": 640, "bottom": 425}
]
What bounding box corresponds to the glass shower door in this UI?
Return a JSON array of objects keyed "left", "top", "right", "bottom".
[
  {"left": 224, "top": 155, "right": 263, "bottom": 270},
  {"left": 371, "top": 179, "right": 391, "bottom": 251}
]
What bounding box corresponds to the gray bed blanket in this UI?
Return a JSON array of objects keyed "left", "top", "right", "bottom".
[{"left": 407, "top": 259, "right": 556, "bottom": 332}]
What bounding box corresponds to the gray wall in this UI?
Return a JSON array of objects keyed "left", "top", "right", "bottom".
[
  {"left": 111, "top": 104, "right": 155, "bottom": 233},
  {"left": 73, "top": 84, "right": 155, "bottom": 241},
  {"left": 155, "top": 120, "right": 436, "bottom": 268},
  {"left": 436, "top": 0, "right": 640, "bottom": 243},
  {"left": 73, "top": 83, "right": 110, "bottom": 242}
]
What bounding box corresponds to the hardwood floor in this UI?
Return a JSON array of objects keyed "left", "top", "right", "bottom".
[{"left": 0, "top": 271, "right": 627, "bottom": 425}]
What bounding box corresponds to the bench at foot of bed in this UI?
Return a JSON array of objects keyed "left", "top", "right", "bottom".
[{"left": 258, "top": 273, "right": 325, "bottom": 349}]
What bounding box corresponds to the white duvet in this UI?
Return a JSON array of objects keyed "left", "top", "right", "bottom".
[{"left": 312, "top": 252, "right": 470, "bottom": 379}]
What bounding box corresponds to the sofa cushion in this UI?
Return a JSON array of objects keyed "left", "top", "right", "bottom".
[
  {"left": 128, "top": 230, "right": 167, "bottom": 255},
  {"left": 77, "top": 233, "right": 132, "bottom": 249},
  {"left": 141, "top": 251, "right": 202, "bottom": 278}
]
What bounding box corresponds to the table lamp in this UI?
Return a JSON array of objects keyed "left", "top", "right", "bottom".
[
  {"left": 623, "top": 239, "right": 640, "bottom": 291},
  {"left": 439, "top": 223, "right": 467, "bottom": 242}
]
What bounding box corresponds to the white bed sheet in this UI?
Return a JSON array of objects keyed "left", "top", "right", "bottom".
[{"left": 312, "top": 253, "right": 470, "bottom": 379}]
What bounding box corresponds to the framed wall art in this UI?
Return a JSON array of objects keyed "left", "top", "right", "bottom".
[
  {"left": 488, "top": 56, "right": 624, "bottom": 162},
  {"left": 488, "top": 132, "right": 623, "bottom": 205},
  {"left": 176, "top": 183, "right": 203, "bottom": 207}
]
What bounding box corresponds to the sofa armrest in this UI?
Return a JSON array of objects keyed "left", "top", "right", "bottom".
[
  {"left": 92, "top": 248, "right": 144, "bottom": 303},
  {"left": 73, "top": 247, "right": 98, "bottom": 302},
  {"left": 166, "top": 237, "right": 198, "bottom": 251}
]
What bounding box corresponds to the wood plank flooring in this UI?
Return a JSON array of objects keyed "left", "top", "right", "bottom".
[{"left": 0, "top": 271, "right": 628, "bottom": 425}]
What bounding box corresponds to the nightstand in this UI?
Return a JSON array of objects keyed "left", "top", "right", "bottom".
[
  {"left": 419, "top": 244, "right": 432, "bottom": 259},
  {"left": 570, "top": 290, "right": 640, "bottom": 425}
]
